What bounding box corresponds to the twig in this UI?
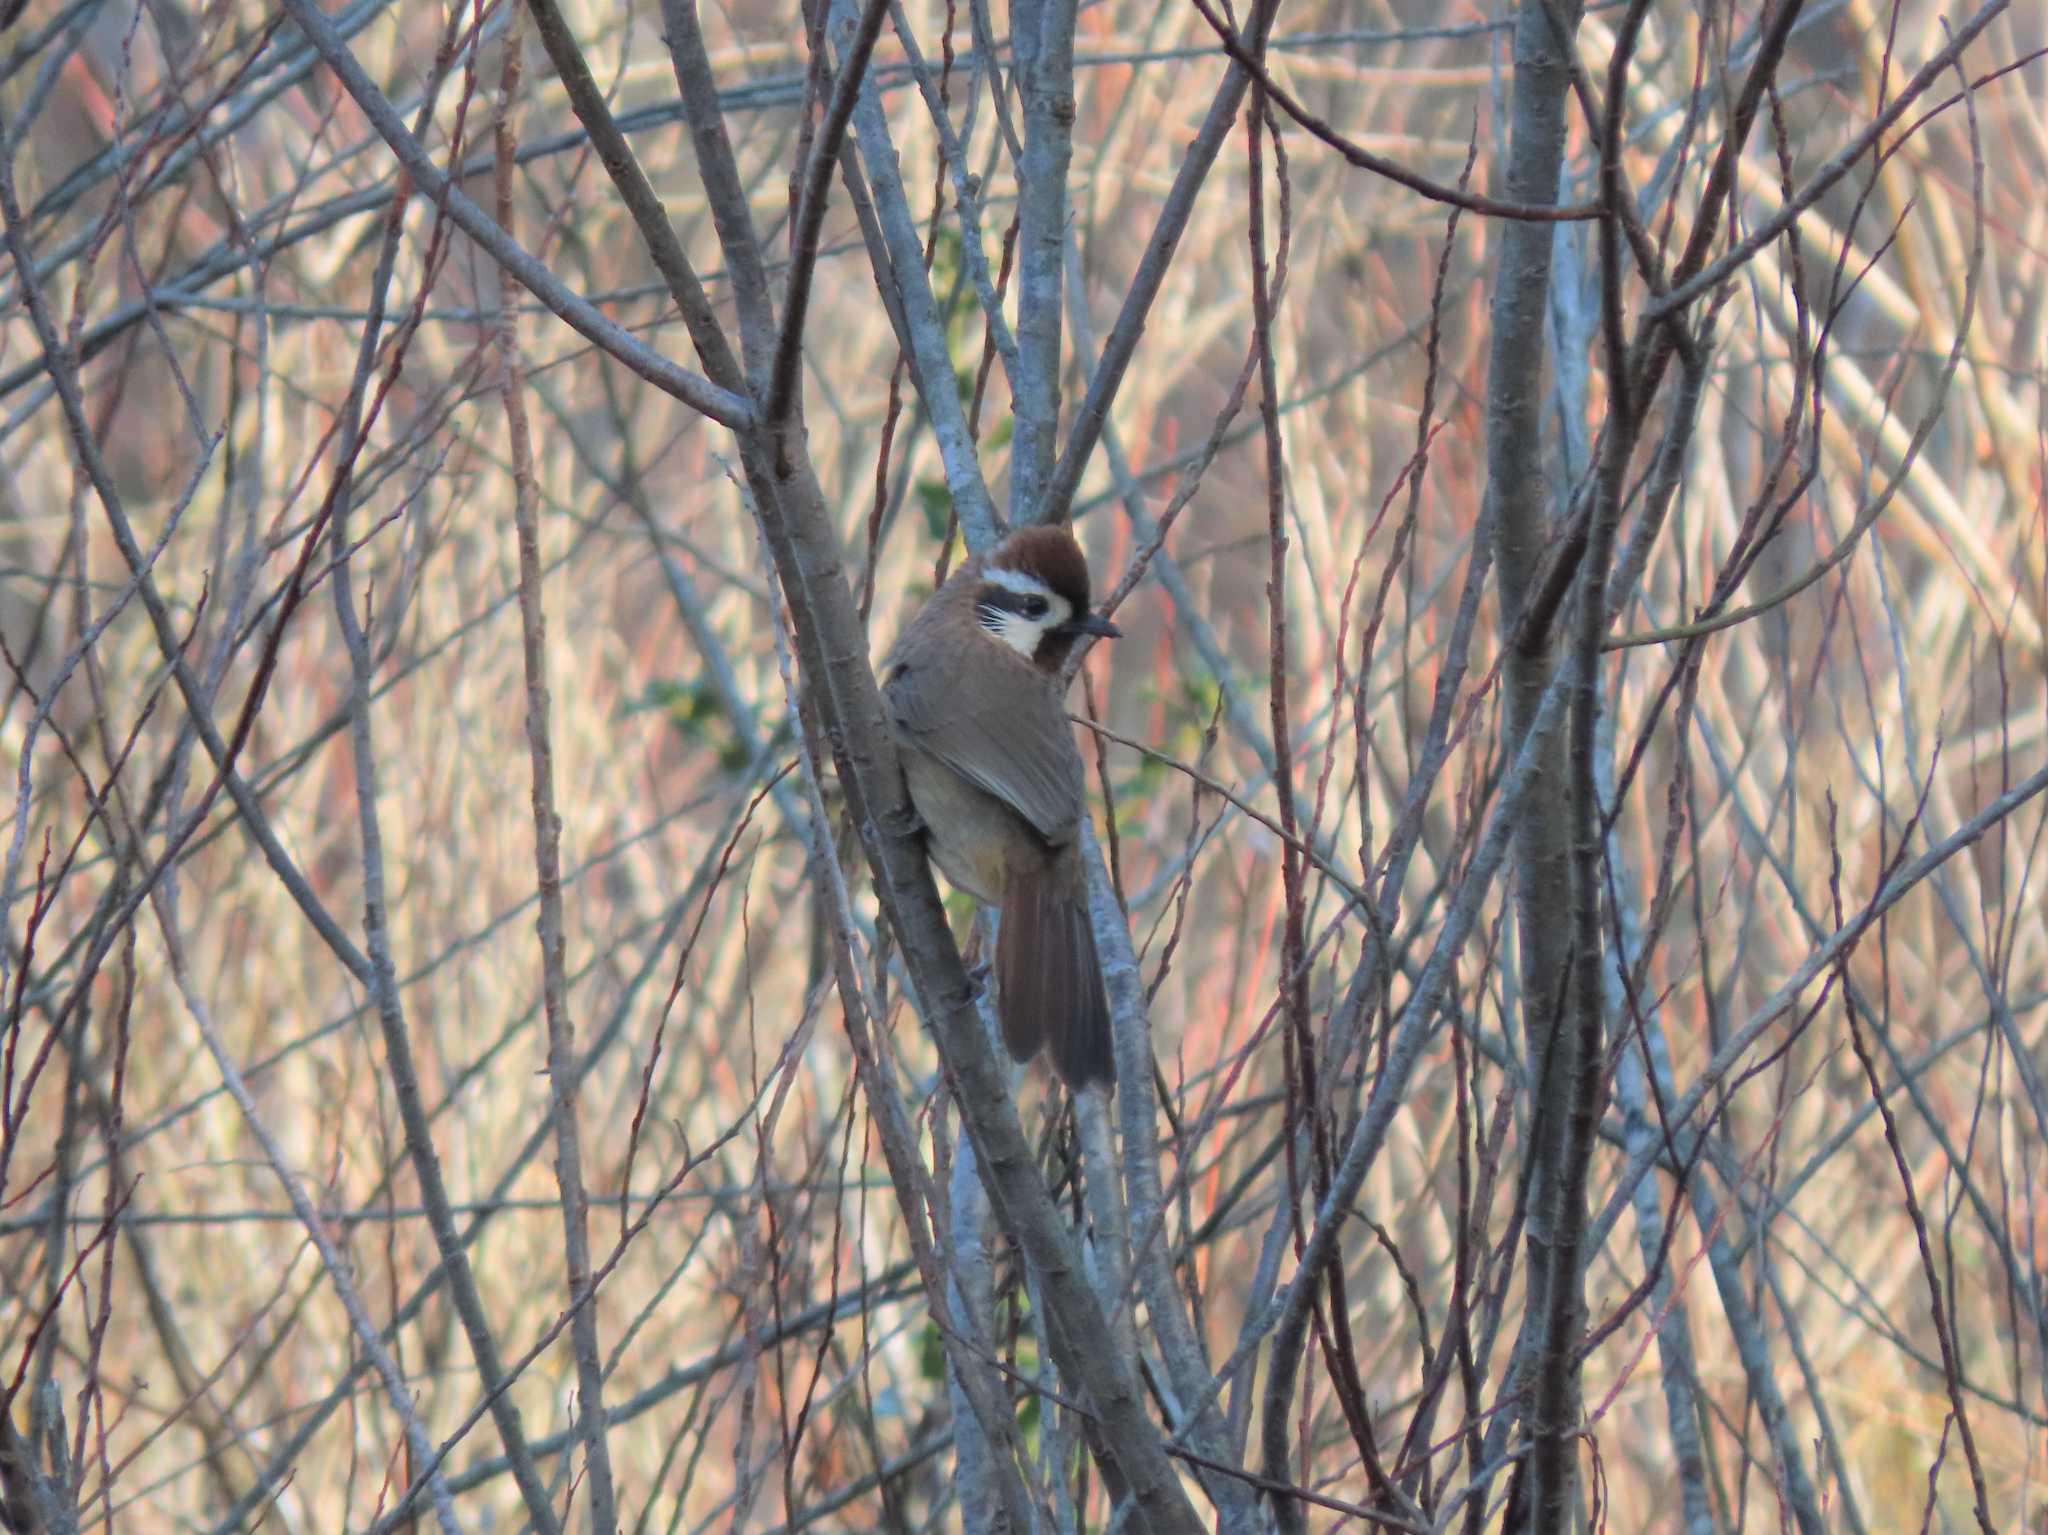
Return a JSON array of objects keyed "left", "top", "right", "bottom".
[
  {"left": 148, "top": 911, "right": 465, "bottom": 1535},
  {"left": 826, "top": 0, "right": 1001, "bottom": 547},
  {"left": 1185, "top": 0, "right": 1601, "bottom": 223},
  {"left": 492, "top": 27, "right": 619, "bottom": 1531},
  {"left": 769, "top": 0, "right": 893, "bottom": 423},
  {"left": 268, "top": 0, "right": 755, "bottom": 426},
  {"left": 1038, "top": 0, "right": 1275, "bottom": 525},
  {"left": 1646, "top": 0, "right": 2008, "bottom": 317},
  {"left": 657, "top": 0, "right": 779, "bottom": 374}
]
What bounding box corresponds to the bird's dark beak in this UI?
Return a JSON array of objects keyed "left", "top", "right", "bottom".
[{"left": 1069, "top": 612, "right": 1121, "bottom": 639}]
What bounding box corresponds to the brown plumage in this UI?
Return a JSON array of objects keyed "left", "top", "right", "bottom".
[{"left": 882, "top": 525, "right": 1121, "bottom": 1088}]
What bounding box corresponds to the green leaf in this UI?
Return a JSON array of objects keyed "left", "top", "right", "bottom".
[
  {"left": 943, "top": 887, "right": 978, "bottom": 929},
  {"left": 918, "top": 1320, "right": 946, "bottom": 1382},
  {"left": 1179, "top": 674, "right": 1222, "bottom": 721},
  {"left": 928, "top": 225, "right": 962, "bottom": 294},
  {"left": 625, "top": 676, "right": 747, "bottom": 763},
  {"left": 916, "top": 478, "right": 952, "bottom": 540},
  {"left": 625, "top": 678, "right": 722, "bottom": 734},
  {"left": 623, "top": 678, "right": 690, "bottom": 718}
]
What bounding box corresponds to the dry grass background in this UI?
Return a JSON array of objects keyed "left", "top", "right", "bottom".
[{"left": 1, "top": 0, "right": 2045, "bottom": 1529}]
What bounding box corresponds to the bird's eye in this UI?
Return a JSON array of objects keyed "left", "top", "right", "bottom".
[{"left": 1021, "top": 596, "right": 1049, "bottom": 619}]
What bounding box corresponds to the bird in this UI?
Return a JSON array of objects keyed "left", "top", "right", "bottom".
[{"left": 882, "top": 524, "right": 1122, "bottom": 1089}]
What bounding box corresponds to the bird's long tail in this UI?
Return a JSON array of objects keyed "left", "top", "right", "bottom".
[{"left": 997, "top": 869, "right": 1114, "bottom": 1088}]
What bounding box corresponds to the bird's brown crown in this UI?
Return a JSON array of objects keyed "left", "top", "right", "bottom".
[{"left": 986, "top": 525, "right": 1093, "bottom": 613}]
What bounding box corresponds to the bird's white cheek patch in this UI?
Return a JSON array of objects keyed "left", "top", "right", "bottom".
[{"left": 981, "top": 610, "right": 1041, "bottom": 658}]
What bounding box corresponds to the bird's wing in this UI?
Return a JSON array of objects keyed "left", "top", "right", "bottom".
[{"left": 885, "top": 660, "right": 1082, "bottom": 845}]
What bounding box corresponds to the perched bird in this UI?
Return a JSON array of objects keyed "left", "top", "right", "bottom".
[{"left": 883, "top": 525, "right": 1122, "bottom": 1088}]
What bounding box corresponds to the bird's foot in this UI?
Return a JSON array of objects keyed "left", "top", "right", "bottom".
[{"left": 881, "top": 800, "right": 925, "bottom": 840}]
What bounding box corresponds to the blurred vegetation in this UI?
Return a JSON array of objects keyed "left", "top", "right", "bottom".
[{"left": 0, "top": 0, "right": 2043, "bottom": 1529}]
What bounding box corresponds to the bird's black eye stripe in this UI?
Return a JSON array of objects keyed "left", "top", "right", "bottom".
[{"left": 978, "top": 586, "right": 1053, "bottom": 620}]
